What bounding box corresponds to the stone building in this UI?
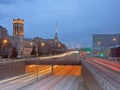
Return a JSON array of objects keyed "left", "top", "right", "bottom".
[{"left": 8, "top": 18, "right": 66, "bottom": 56}]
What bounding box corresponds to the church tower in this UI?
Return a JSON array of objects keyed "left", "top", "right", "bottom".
[
  {"left": 54, "top": 22, "right": 59, "bottom": 43},
  {"left": 13, "top": 18, "right": 24, "bottom": 56}
]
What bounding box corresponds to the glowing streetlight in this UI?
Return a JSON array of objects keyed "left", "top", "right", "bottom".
[
  {"left": 1, "top": 39, "right": 8, "bottom": 57},
  {"left": 112, "top": 38, "right": 116, "bottom": 42},
  {"left": 30, "top": 42, "right": 33, "bottom": 46},
  {"left": 41, "top": 42, "right": 45, "bottom": 47},
  {"left": 41, "top": 42, "right": 45, "bottom": 56},
  {"left": 3, "top": 39, "right": 8, "bottom": 44},
  {"left": 97, "top": 41, "right": 102, "bottom": 51},
  {"left": 97, "top": 41, "right": 101, "bottom": 45},
  {"left": 58, "top": 44, "right": 61, "bottom": 47}
]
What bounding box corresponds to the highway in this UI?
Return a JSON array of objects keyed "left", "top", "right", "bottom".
[
  {"left": 80, "top": 51, "right": 120, "bottom": 72},
  {"left": 18, "top": 66, "right": 81, "bottom": 90},
  {"left": 0, "top": 65, "right": 52, "bottom": 90},
  {"left": 80, "top": 53, "right": 120, "bottom": 89},
  {"left": 86, "top": 59, "right": 120, "bottom": 88},
  {"left": 0, "top": 65, "right": 81, "bottom": 90},
  {"left": 86, "top": 57, "right": 120, "bottom": 72},
  {"left": 0, "top": 51, "right": 81, "bottom": 90}
]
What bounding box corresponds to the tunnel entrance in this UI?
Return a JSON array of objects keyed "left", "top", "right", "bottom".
[{"left": 26, "top": 65, "right": 81, "bottom": 76}]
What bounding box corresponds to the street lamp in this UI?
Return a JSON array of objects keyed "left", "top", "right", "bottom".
[
  {"left": 49, "top": 42, "right": 53, "bottom": 55},
  {"left": 97, "top": 41, "right": 101, "bottom": 51},
  {"left": 41, "top": 42, "right": 45, "bottom": 47},
  {"left": 0, "top": 39, "right": 8, "bottom": 57},
  {"left": 58, "top": 44, "right": 61, "bottom": 54},
  {"left": 112, "top": 38, "right": 117, "bottom": 46},
  {"left": 30, "top": 42, "right": 33, "bottom": 56},
  {"left": 35, "top": 42, "right": 45, "bottom": 80},
  {"left": 36, "top": 58, "right": 39, "bottom": 81},
  {"left": 112, "top": 38, "right": 116, "bottom": 42},
  {"left": 41, "top": 42, "right": 45, "bottom": 56},
  {"left": 30, "top": 42, "right": 33, "bottom": 46},
  {"left": 3, "top": 39, "right": 7, "bottom": 44},
  {"left": 97, "top": 41, "right": 101, "bottom": 45},
  {"left": 58, "top": 44, "right": 61, "bottom": 47}
]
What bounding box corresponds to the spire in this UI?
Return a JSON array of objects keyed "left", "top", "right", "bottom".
[
  {"left": 55, "top": 21, "right": 58, "bottom": 33},
  {"left": 54, "top": 21, "right": 59, "bottom": 43}
]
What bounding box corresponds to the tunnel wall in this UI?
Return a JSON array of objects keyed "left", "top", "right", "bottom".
[{"left": 0, "top": 60, "right": 26, "bottom": 80}]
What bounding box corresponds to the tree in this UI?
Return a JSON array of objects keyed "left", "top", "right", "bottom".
[
  {"left": 10, "top": 47, "right": 18, "bottom": 58},
  {"left": 38, "top": 46, "right": 42, "bottom": 56},
  {"left": 31, "top": 45, "right": 37, "bottom": 56},
  {"left": 1, "top": 47, "right": 9, "bottom": 58}
]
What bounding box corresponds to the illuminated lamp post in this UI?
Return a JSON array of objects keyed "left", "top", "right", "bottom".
[
  {"left": 58, "top": 44, "right": 61, "bottom": 47},
  {"left": 97, "top": 41, "right": 101, "bottom": 51},
  {"left": 112, "top": 38, "right": 116, "bottom": 42},
  {"left": 0, "top": 39, "right": 8, "bottom": 58},
  {"left": 58, "top": 44, "right": 61, "bottom": 53},
  {"left": 41, "top": 42, "right": 45, "bottom": 56},
  {"left": 112, "top": 37, "right": 117, "bottom": 46},
  {"left": 50, "top": 42, "right": 53, "bottom": 55},
  {"left": 30, "top": 42, "right": 33, "bottom": 56}
]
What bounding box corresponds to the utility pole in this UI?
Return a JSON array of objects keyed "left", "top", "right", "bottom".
[{"left": 51, "top": 65, "right": 54, "bottom": 74}]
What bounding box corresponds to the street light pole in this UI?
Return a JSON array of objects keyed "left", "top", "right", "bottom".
[
  {"left": 36, "top": 42, "right": 39, "bottom": 81},
  {"left": 51, "top": 65, "right": 54, "bottom": 74},
  {"left": 41, "top": 42, "right": 45, "bottom": 56},
  {"left": 36, "top": 59, "right": 38, "bottom": 81},
  {"left": 0, "top": 39, "right": 7, "bottom": 58}
]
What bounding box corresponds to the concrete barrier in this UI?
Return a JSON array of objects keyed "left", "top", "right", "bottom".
[
  {"left": 81, "top": 60, "right": 119, "bottom": 90},
  {"left": 0, "top": 60, "right": 25, "bottom": 80}
]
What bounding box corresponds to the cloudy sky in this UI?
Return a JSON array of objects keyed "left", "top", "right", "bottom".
[{"left": 0, "top": 0, "right": 120, "bottom": 47}]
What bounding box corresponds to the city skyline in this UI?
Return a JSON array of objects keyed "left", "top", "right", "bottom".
[{"left": 0, "top": 0, "right": 120, "bottom": 47}]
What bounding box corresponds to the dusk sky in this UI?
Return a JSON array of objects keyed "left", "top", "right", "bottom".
[{"left": 0, "top": 0, "right": 120, "bottom": 47}]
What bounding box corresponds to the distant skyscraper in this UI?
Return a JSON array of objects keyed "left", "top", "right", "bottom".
[{"left": 13, "top": 18, "right": 24, "bottom": 56}]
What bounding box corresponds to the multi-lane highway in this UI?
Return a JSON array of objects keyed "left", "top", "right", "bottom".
[
  {"left": 0, "top": 65, "right": 81, "bottom": 90},
  {"left": 0, "top": 51, "right": 81, "bottom": 90},
  {"left": 80, "top": 52, "right": 120, "bottom": 89},
  {"left": 18, "top": 66, "right": 81, "bottom": 90},
  {"left": 0, "top": 65, "right": 52, "bottom": 90},
  {"left": 80, "top": 51, "right": 120, "bottom": 72},
  {"left": 85, "top": 57, "right": 120, "bottom": 72}
]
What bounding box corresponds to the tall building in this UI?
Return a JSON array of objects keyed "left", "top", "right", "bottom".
[
  {"left": 13, "top": 18, "right": 24, "bottom": 56},
  {"left": 93, "top": 34, "right": 120, "bottom": 50}
]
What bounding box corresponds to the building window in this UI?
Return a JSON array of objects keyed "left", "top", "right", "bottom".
[
  {"left": 20, "top": 26, "right": 23, "bottom": 35},
  {"left": 15, "top": 26, "right": 18, "bottom": 35}
]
